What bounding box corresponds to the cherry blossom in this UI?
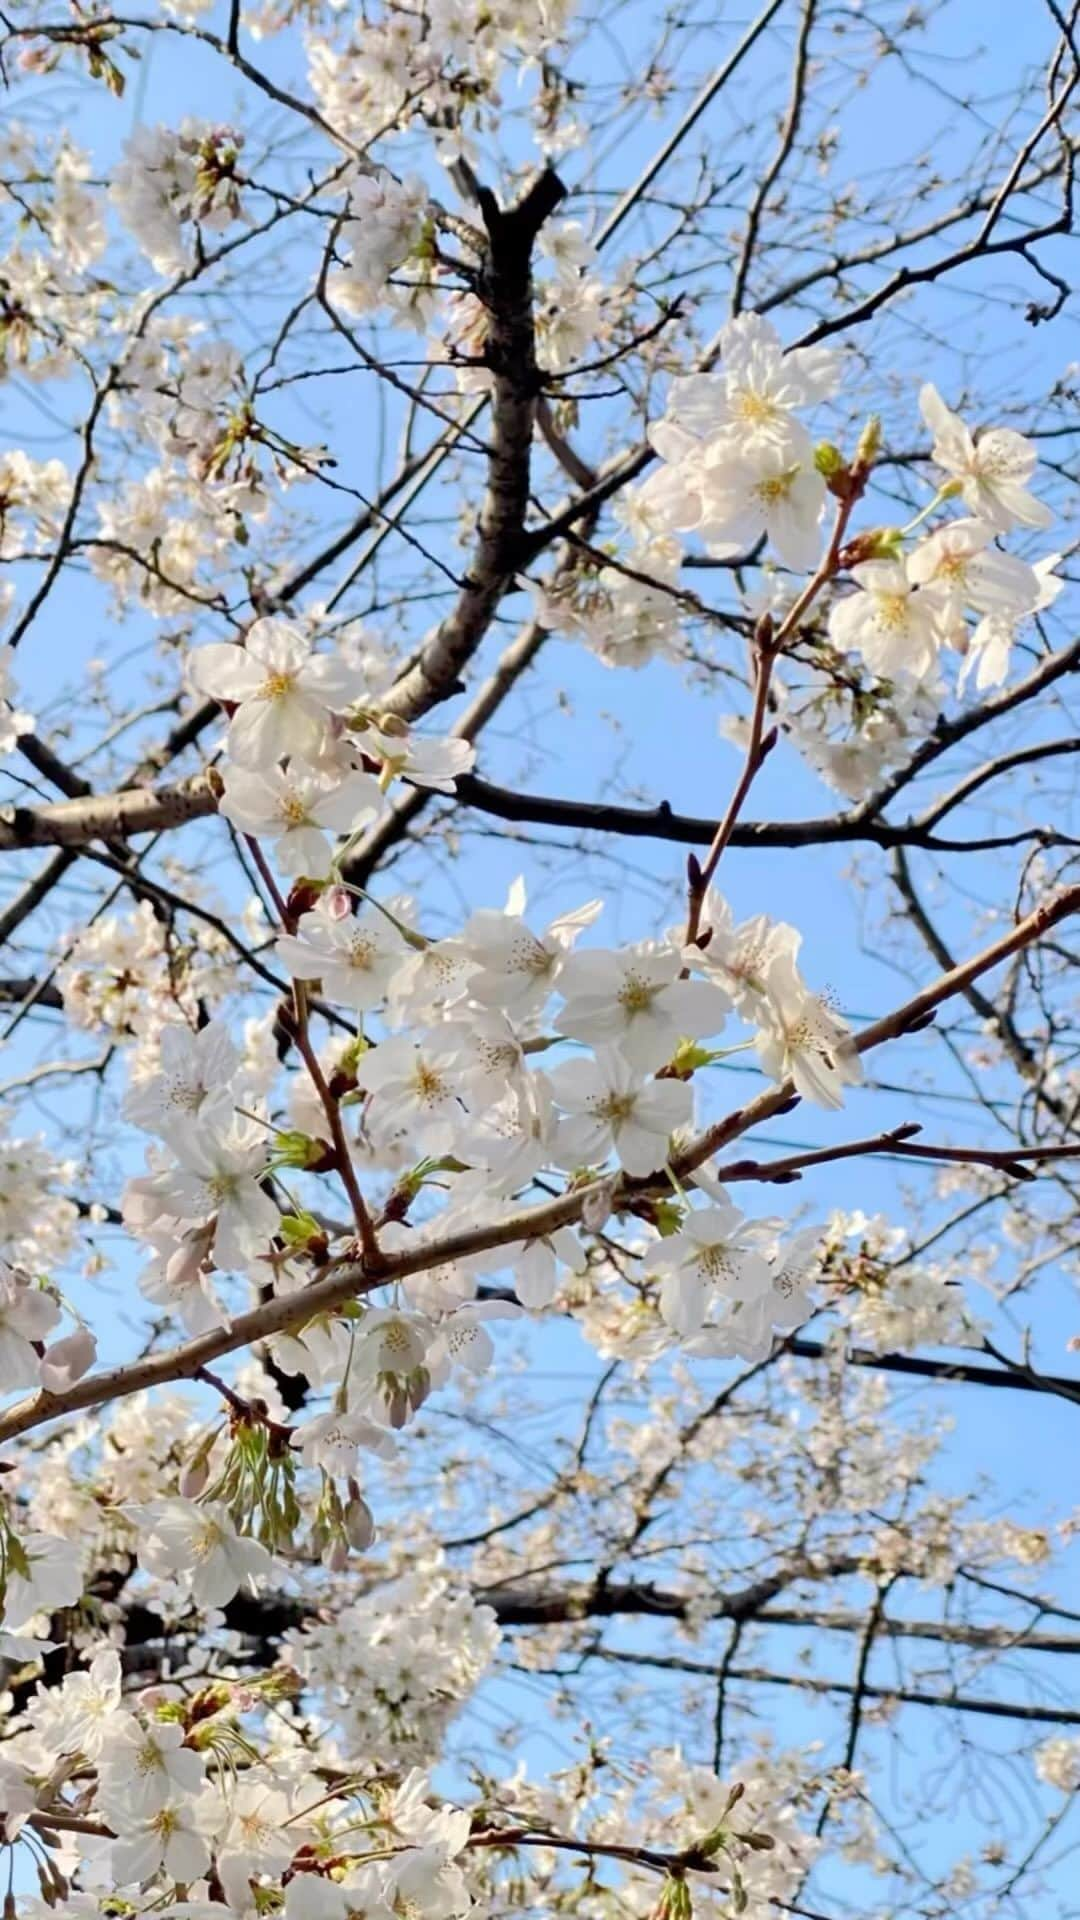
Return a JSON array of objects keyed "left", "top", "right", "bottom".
[
  {"left": 219, "top": 764, "right": 384, "bottom": 875},
  {"left": 650, "top": 433, "right": 828, "bottom": 569},
  {"left": 140, "top": 1112, "right": 279, "bottom": 1272},
  {"left": 276, "top": 894, "right": 407, "bottom": 1011},
  {"left": 133, "top": 1498, "right": 272, "bottom": 1608},
  {"left": 361, "top": 1036, "right": 470, "bottom": 1154},
  {"left": 958, "top": 548, "right": 1066, "bottom": 691},
  {"left": 332, "top": 171, "right": 429, "bottom": 313},
  {"left": 0, "top": 648, "right": 33, "bottom": 756},
  {"left": 214, "top": 1779, "right": 297, "bottom": 1907},
  {"left": 190, "top": 618, "right": 366, "bottom": 769},
  {"left": 110, "top": 1792, "right": 218, "bottom": 1888},
  {"left": 0, "top": 23, "right": 1074, "bottom": 1920},
  {"left": 828, "top": 558, "right": 947, "bottom": 681},
  {"left": 645, "top": 1202, "right": 771, "bottom": 1335},
  {"left": 0, "top": 1263, "right": 61, "bottom": 1393},
  {"left": 512, "top": 1224, "right": 586, "bottom": 1308},
  {"left": 1, "top": 1530, "right": 84, "bottom": 1630},
  {"left": 464, "top": 877, "right": 602, "bottom": 1018},
  {"left": 365, "top": 723, "right": 476, "bottom": 793},
  {"left": 39, "top": 1650, "right": 122, "bottom": 1759},
  {"left": 692, "top": 899, "right": 800, "bottom": 1018},
  {"left": 554, "top": 942, "right": 729, "bottom": 1069},
  {"left": 425, "top": 1298, "right": 523, "bottom": 1383},
  {"left": 650, "top": 315, "right": 839, "bottom": 463},
  {"left": 123, "top": 1019, "right": 240, "bottom": 1141},
  {"left": 95, "top": 1714, "right": 207, "bottom": 1818},
  {"left": 39, "top": 1326, "right": 97, "bottom": 1392},
  {"left": 754, "top": 956, "right": 863, "bottom": 1109},
  {"left": 136, "top": 1224, "right": 229, "bottom": 1334},
  {"left": 549, "top": 1049, "right": 693, "bottom": 1175},
  {"left": 906, "top": 516, "right": 1042, "bottom": 618},
  {"left": 920, "top": 383, "right": 1053, "bottom": 530}
]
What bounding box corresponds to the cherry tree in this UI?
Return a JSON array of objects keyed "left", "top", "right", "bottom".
[{"left": 0, "top": 0, "right": 1078, "bottom": 1914}]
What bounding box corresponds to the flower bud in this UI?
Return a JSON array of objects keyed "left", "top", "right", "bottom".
[
  {"left": 582, "top": 1176, "right": 618, "bottom": 1233},
  {"left": 166, "top": 1222, "right": 215, "bottom": 1293},
  {"left": 813, "top": 440, "right": 846, "bottom": 479},
  {"left": 179, "top": 1453, "right": 211, "bottom": 1499},
  {"left": 384, "top": 1379, "right": 410, "bottom": 1429},
  {"left": 273, "top": 1128, "right": 333, "bottom": 1171},
  {"left": 855, "top": 413, "right": 882, "bottom": 465},
  {"left": 407, "top": 1364, "right": 431, "bottom": 1413},
  {"left": 344, "top": 1492, "right": 375, "bottom": 1551},
  {"left": 285, "top": 879, "right": 323, "bottom": 923},
  {"left": 39, "top": 1327, "right": 97, "bottom": 1393},
  {"left": 323, "top": 1535, "right": 350, "bottom": 1572},
  {"left": 279, "top": 1209, "right": 327, "bottom": 1252},
  {"left": 840, "top": 525, "right": 903, "bottom": 568}
]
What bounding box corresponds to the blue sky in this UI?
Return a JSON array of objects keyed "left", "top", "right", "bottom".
[{"left": 3, "top": 0, "right": 1080, "bottom": 1909}]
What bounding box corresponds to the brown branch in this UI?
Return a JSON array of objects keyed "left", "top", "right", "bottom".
[
  {"left": 718, "top": 1124, "right": 1080, "bottom": 1187},
  {"left": 6, "top": 762, "right": 1076, "bottom": 863},
  {"left": 0, "top": 773, "right": 219, "bottom": 851},
  {"left": 787, "top": 1335, "right": 1080, "bottom": 1402},
  {"left": 243, "top": 834, "right": 380, "bottom": 1265},
  {"left": 592, "top": 1650, "right": 1080, "bottom": 1727},
  {"left": 729, "top": 0, "right": 818, "bottom": 315},
  {"left": 0, "top": 883, "right": 1077, "bottom": 1447},
  {"left": 378, "top": 168, "right": 565, "bottom": 721},
  {"left": 444, "top": 776, "right": 1072, "bottom": 858}
]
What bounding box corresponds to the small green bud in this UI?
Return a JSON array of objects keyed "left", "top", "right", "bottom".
[
  {"left": 657, "top": 1877, "right": 693, "bottom": 1920},
  {"left": 279, "top": 1209, "right": 326, "bottom": 1250},
  {"left": 340, "top": 1034, "right": 370, "bottom": 1076},
  {"left": 855, "top": 413, "right": 883, "bottom": 465},
  {"left": 666, "top": 1039, "right": 727, "bottom": 1076},
  {"left": 653, "top": 1199, "right": 685, "bottom": 1238},
  {"left": 843, "top": 525, "right": 904, "bottom": 568},
  {"left": 695, "top": 1824, "right": 730, "bottom": 1859},
  {"left": 271, "top": 1129, "right": 331, "bottom": 1171},
  {"left": 865, "top": 524, "right": 904, "bottom": 559},
  {"left": 813, "top": 441, "right": 847, "bottom": 479}
]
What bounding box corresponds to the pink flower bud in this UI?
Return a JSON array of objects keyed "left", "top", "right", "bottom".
[
  {"left": 344, "top": 1494, "right": 375, "bottom": 1551},
  {"left": 179, "top": 1454, "right": 210, "bottom": 1499},
  {"left": 582, "top": 1177, "right": 617, "bottom": 1233},
  {"left": 39, "top": 1328, "right": 97, "bottom": 1393}
]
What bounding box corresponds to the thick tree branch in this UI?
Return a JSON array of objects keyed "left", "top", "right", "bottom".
[{"left": 378, "top": 169, "right": 565, "bottom": 721}]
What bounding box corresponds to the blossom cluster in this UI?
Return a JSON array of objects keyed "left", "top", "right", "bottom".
[
  {"left": 112, "top": 121, "right": 247, "bottom": 276},
  {"left": 3, "top": 312, "right": 1057, "bottom": 1687},
  {"left": 0, "top": 1627, "right": 815, "bottom": 1920},
  {"left": 0, "top": 32, "right": 1074, "bottom": 1915},
  {"left": 305, "top": 0, "right": 578, "bottom": 151},
  {"left": 632, "top": 316, "right": 1060, "bottom": 701}
]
